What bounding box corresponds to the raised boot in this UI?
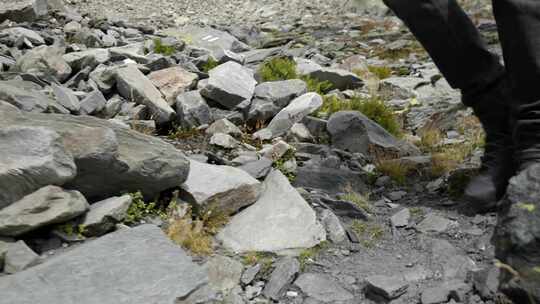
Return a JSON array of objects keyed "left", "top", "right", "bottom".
[
  {"left": 462, "top": 77, "right": 515, "bottom": 212},
  {"left": 514, "top": 99, "right": 540, "bottom": 171}
]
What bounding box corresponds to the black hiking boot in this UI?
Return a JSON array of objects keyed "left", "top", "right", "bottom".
[
  {"left": 514, "top": 99, "right": 540, "bottom": 171},
  {"left": 461, "top": 76, "right": 516, "bottom": 213}
]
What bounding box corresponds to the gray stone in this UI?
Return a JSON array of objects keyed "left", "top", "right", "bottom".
[
  {"left": 241, "top": 263, "right": 261, "bottom": 285},
  {"left": 421, "top": 286, "right": 449, "bottom": 304},
  {"left": 206, "top": 255, "right": 244, "bottom": 293},
  {"left": 238, "top": 157, "right": 273, "bottom": 179},
  {"left": 0, "top": 225, "right": 208, "bottom": 304},
  {"left": 248, "top": 79, "right": 308, "bottom": 121},
  {"left": 293, "top": 164, "right": 367, "bottom": 196},
  {"left": 148, "top": 66, "right": 198, "bottom": 105},
  {"left": 16, "top": 46, "right": 72, "bottom": 82},
  {"left": 327, "top": 111, "right": 400, "bottom": 154},
  {"left": 0, "top": 0, "right": 47, "bottom": 23},
  {"left": 294, "top": 273, "right": 354, "bottom": 303},
  {"left": 254, "top": 93, "right": 323, "bottom": 140},
  {"left": 180, "top": 160, "right": 261, "bottom": 215},
  {"left": 210, "top": 133, "right": 240, "bottom": 149},
  {"left": 0, "top": 126, "right": 77, "bottom": 209},
  {"left": 296, "top": 58, "right": 363, "bottom": 90},
  {"left": 52, "top": 84, "right": 80, "bottom": 113},
  {"left": 217, "top": 170, "right": 326, "bottom": 253},
  {"left": 493, "top": 164, "right": 540, "bottom": 303},
  {"left": 0, "top": 81, "right": 50, "bottom": 112},
  {"left": 115, "top": 65, "right": 176, "bottom": 125},
  {"left": 288, "top": 123, "right": 314, "bottom": 142},
  {"left": 0, "top": 240, "right": 8, "bottom": 271},
  {"left": 79, "top": 90, "right": 107, "bottom": 115},
  {"left": 387, "top": 190, "right": 407, "bottom": 201},
  {"left": 0, "top": 186, "right": 89, "bottom": 237},
  {"left": 63, "top": 49, "right": 110, "bottom": 71},
  {"left": 263, "top": 257, "right": 300, "bottom": 300},
  {"left": 206, "top": 118, "right": 242, "bottom": 135},
  {"left": 320, "top": 209, "right": 347, "bottom": 243},
  {"left": 417, "top": 213, "right": 458, "bottom": 233},
  {"left": 472, "top": 266, "right": 500, "bottom": 299},
  {"left": 201, "top": 61, "right": 256, "bottom": 109},
  {"left": 4, "top": 241, "right": 40, "bottom": 274},
  {"left": 424, "top": 238, "right": 478, "bottom": 280},
  {"left": 103, "top": 95, "right": 125, "bottom": 118},
  {"left": 391, "top": 208, "right": 410, "bottom": 228},
  {"left": 109, "top": 43, "right": 148, "bottom": 64},
  {"left": 80, "top": 195, "right": 132, "bottom": 237},
  {"left": 175, "top": 91, "right": 213, "bottom": 128},
  {"left": 0, "top": 110, "right": 190, "bottom": 201},
  {"left": 365, "top": 275, "right": 408, "bottom": 300},
  {"left": 1, "top": 27, "right": 45, "bottom": 45},
  {"left": 162, "top": 26, "right": 250, "bottom": 58}
]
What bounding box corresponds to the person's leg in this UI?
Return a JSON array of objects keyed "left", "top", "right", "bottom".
[
  {"left": 383, "top": 0, "right": 514, "bottom": 209},
  {"left": 493, "top": 0, "right": 540, "bottom": 170},
  {"left": 382, "top": 0, "right": 504, "bottom": 93}
]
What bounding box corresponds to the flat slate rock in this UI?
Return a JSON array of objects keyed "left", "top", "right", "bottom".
[
  {"left": 294, "top": 273, "right": 354, "bottom": 303},
  {"left": 0, "top": 225, "right": 208, "bottom": 304}
]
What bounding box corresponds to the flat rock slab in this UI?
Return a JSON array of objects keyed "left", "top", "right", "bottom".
[
  {"left": 0, "top": 225, "right": 208, "bottom": 304},
  {"left": 201, "top": 61, "right": 256, "bottom": 109},
  {"left": 149, "top": 66, "right": 197, "bottom": 105},
  {"left": 180, "top": 160, "right": 261, "bottom": 215},
  {"left": 294, "top": 273, "right": 354, "bottom": 303},
  {"left": 217, "top": 170, "right": 326, "bottom": 253},
  {"left": 365, "top": 275, "right": 408, "bottom": 300},
  {"left": 0, "top": 186, "right": 89, "bottom": 237},
  {"left": 81, "top": 194, "right": 132, "bottom": 237},
  {"left": 416, "top": 213, "right": 458, "bottom": 233},
  {"left": 4, "top": 240, "right": 40, "bottom": 274},
  {"left": 263, "top": 257, "right": 300, "bottom": 300},
  {"left": 0, "top": 81, "right": 51, "bottom": 112}
]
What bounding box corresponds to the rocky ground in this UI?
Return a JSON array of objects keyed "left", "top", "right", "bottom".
[{"left": 0, "top": 1, "right": 539, "bottom": 304}]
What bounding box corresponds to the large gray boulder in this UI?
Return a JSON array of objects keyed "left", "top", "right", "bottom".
[
  {"left": 180, "top": 160, "right": 261, "bottom": 215},
  {"left": 16, "top": 46, "right": 72, "bottom": 82},
  {"left": 253, "top": 92, "right": 323, "bottom": 140},
  {"left": 217, "top": 170, "right": 326, "bottom": 253},
  {"left": 248, "top": 79, "right": 308, "bottom": 122},
  {"left": 0, "top": 110, "right": 190, "bottom": 201},
  {"left": 3, "top": 240, "right": 40, "bottom": 274},
  {"left": 115, "top": 65, "right": 176, "bottom": 125},
  {"left": 0, "top": 225, "right": 208, "bottom": 304},
  {"left": 0, "top": 81, "right": 51, "bottom": 113},
  {"left": 201, "top": 61, "right": 257, "bottom": 109},
  {"left": 149, "top": 66, "right": 198, "bottom": 105},
  {"left": 0, "top": 186, "right": 89, "bottom": 237},
  {"left": 494, "top": 164, "right": 540, "bottom": 303},
  {"left": 175, "top": 91, "right": 213, "bottom": 128},
  {"left": 0, "top": 126, "right": 77, "bottom": 209},
  {"left": 0, "top": 27, "right": 45, "bottom": 45},
  {"left": 0, "top": 0, "right": 47, "bottom": 23},
  {"left": 327, "top": 111, "right": 400, "bottom": 155}
]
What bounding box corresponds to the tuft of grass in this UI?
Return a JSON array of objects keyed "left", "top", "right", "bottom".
[
  {"left": 351, "top": 220, "right": 385, "bottom": 248},
  {"left": 339, "top": 189, "right": 371, "bottom": 213},
  {"left": 242, "top": 252, "right": 274, "bottom": 275},
  {"left": 375, "top": 159, "right": 413, "bottom": 185},
  {"left": 201, "top": 57, "right": 219, "bottom": 73},
  {"left": 301, "top": 75, "right": 334, "bottom": 95},
  {"left": 367, "top": 65, "right": 392, "bottom": 79},
  {"left": 418, "top": 127, "right": 443, "bottom": 153},
  {"left": 153, "top": 38, "right": 176, "bottom": 56},
  {"left": 259, "top": 57, "right": 298, "bottom": 82},
  {"left": 316, "top": 96, "right": 402, "bottom": 137},
  {"left": 298, "top": 241, "right": 329, "bottom": 271},
  {"left": 166, "top": 204, "right": 229, "bottom": 256},
  {"left": 167, "top": 126, "right": 203, "bottom": 140}
]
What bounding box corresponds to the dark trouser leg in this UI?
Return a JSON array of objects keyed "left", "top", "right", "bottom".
[
  {"left": 382, "top": 0, "right": 505, "bottom": 95},
  {"left": 493, "top": 0, "right": 540, "bottom": 169}
]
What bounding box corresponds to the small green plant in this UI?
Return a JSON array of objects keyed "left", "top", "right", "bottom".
[
  {"left": 153, "top": 38, "right": 176, "bottom": 56},
  {"left": 201, "top": 57, "right": 220, "bottom": 73},
  {"left": 368, "top": 65, "right": 392, "bottom": 79},
  {"left": 167, "top": 127, "right": 203, "bottom": 140},
  {"left": 316, "top": 96, "right": 402, "bottom": 137},
  {"left": 298, "top": 241, "right": 329, "bottom": 270},
  {"left": 124, "top": 192, "right": 165, "bottom": 225},
  {"left": 351, "top": 220, "right": 385, "bottom": 248},
  {"left": 259, "top": 57, "right": 298, "bottom": 82},
  {"left": 301, "top": 75, "right": 334, "bottom": 95},
  {"left": 409, "top": 207, "right": 425, "bottom": 217},
  {"left": 376, "top": 159, "right": 413, "bottom": 185},
  {"left": 272, "top": 148, "right": 297, "bottom": 182},
  {"left": 57, "top": 223, "right": 87, "bottom": 238}
]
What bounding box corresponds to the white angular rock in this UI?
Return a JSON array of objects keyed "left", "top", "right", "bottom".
[
  {"left": 115, "top": 65, "right": 176, "bottom": 125},
  {"left": 391, "top": 208, "right": 411, "bottom": 228},
  {"left": 4, "top": 241, "right": 40, "bottom": 274},
  {"left": 217, "top": 170, "right": 326, "bottom": 253},
  {"left": 0, "top": 186, "right": 89, "bottom": 237},
  {"left": 16, "top": 45, "right": 72, "bottom": 82},
  {"left": 80, "top": 195, "right": 132, "bottom": 237},
  {"left": 254, "top": 93, "right": 323, "bottom": 140},
  {"left": 52, "top": 84, "right": 80, "bottom": 113},
  {"left": 210, "top": 133, "right": 239, "bottom": 149},
  {"left": 0, "top": 126, "right": 77, "bottom": 209},
  {"left": 201, "top": 61, "right": 256, "bottom": 109},
  {"left": 0, "top": 225, "right": 208, "bottom": 304},
  {"left": 206, "top": 118, "right": 242, "bottom": 135},
  {"left": 63, "top": 49, "right": 110, "bottom": 71},
  {"left": 180, "top": 160, "right": 261, "bottom": 214},
  {"left": 206, "top": 255, "right": 244, "bottom": 293}
]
